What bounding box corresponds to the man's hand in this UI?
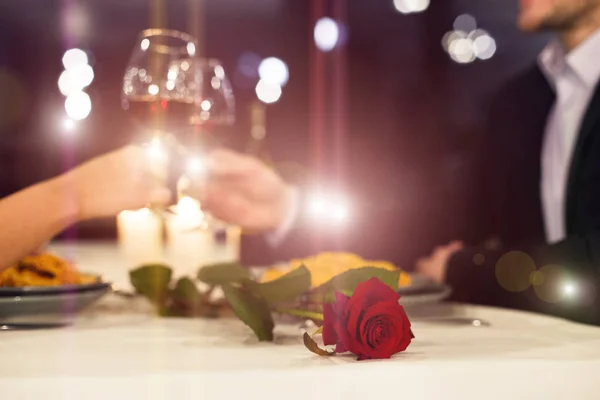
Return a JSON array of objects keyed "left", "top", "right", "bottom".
[
  {"left": 200, "top": 149, "right": 294, "bottom": 232},
  {"left": 416, "top": 241, "right": 464, "bottom": 284},
  {"left": 60, "top": 145, "right": 171, "bottom": 220}
]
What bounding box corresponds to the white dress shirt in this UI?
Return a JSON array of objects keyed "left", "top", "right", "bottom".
[{"left": 539, "top": 30, "right": 600, "bottom": 244}]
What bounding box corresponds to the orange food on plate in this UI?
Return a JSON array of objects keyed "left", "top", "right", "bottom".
[
  {"left": 0, "top": 252, "right": 97, "bottom": 287},
  {"left": 261, "top": 252, "right": 411, "bottom": 289}
]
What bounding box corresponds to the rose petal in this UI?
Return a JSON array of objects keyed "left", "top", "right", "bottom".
[
  {"left": 359, "top": 277, "right": 401, "bottom": 303},
  {"left": 332, "top": 321, "right": 352, "bottom": 354},
  {"left": 342, "top": 279, "right": 403, "bottom": 359},
  {"left": 346, "top": 278, "right": 401, "bottom": 313},
  {"left": 333, "top": 291, "right": 349, "bottom": 315},
  {"left": 346, "top": 305, "right": 369, "bottom": 356},
  {"left": 322, "top": 303, "right": 338, "bottom": 346},
  {"left": 358, "top": 301, "right": 412, "bottom": 359},
  {"left": 396, "top": 313, "right": 413, "bottom": 352},
  {"left": 335, "top": 341, "right": 348, "bottom": 354},
  {"left": 362, "top": 314, "right": 398, "bottom": 357}
]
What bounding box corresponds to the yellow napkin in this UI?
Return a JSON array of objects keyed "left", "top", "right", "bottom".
[{"left": 261, "top": 252, "right": 411, "bottom": 289}]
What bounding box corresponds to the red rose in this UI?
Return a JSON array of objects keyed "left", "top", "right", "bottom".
[{"left": 322, "top": 277, "right": 414, "bottom": 360}]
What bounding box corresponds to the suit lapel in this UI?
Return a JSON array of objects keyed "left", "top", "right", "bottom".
[{"left": 565, "top": 82, "right": 600, "bottom": 232}]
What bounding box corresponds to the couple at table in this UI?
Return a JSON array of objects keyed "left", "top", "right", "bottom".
[{"left": 2, "top": 0, "right": 600, "bottom": 324}]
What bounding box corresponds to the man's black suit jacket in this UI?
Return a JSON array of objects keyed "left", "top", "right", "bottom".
[{"left": 446, "top": 65, "right": 600, "bottom": 325}]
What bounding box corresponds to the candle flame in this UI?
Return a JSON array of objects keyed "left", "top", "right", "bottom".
[{"left": 176, "top": 196, "right": 204, "bottom": 219}]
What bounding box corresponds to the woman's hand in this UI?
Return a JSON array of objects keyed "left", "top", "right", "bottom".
[{"left": 60, "top": 145, "right": 171, "bottom": 220}]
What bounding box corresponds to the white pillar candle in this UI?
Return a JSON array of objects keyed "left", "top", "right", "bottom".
[
  {"left": 211, "top": 225, "right": 241, "bottom": 264},
  {"left": 117, "top": 208, "right": 164, "bottom": 266},
  {"left": 166, "top": 197, "right": 214, "bottom": 276}
]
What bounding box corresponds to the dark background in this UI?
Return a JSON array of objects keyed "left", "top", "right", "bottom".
[{"left": 0, "top": 0, "right": 549, "bottom": 266}]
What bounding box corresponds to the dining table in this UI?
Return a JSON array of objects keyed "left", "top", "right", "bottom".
[{"left": 2, "top": 241, "right": 600, "bottom": 399}]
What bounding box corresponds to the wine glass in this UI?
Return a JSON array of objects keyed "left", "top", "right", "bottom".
[
  {"left": 191, "top": 58, "right": 235, "bottom": 128},
  {"left": 176, "top": 58, "right": 239, "bottom": 260},
  {"left": 122, "top": 29, "right": 200, "bottom": 216},
  {"left": 122, "top": 29, "right": 200, "bottom": 143},
  {"left": 176, "top": 58, "right": 235, "bottom": 199}
]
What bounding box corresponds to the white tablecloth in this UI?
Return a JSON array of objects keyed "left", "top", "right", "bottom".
[{"left": 2, "top": 242, "right": 600, "bottom": 399}]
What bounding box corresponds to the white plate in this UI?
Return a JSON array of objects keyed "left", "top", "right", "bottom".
[{"left": 0, "top": 284, "right": 110, "bottom": 326}]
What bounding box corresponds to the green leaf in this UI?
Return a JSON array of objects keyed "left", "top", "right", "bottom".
[
  {"left": 222, "top": 284, "right": 274, "bottom": 342},
  {"left": 276, "top": 308, "right": 324, "bottom": 321},
  {"left": 197, "top": 262, "right": 251, "bottom": 285},
  {"left": 303, "top": 332, "right": 335, "bottom": 356},
  {"left": 130, "top": 264, "right": 173, "bottom": 305},
  {"left": 171, "top": 277, "right": 202, "bottom": 303},
  {"left": 169, "top": 277, "right": 204, "bottom": 315},
  {"left": 256, "top": 265, "right": 311, "bottom": 304},
  {"left": 309, "top": 267, "right": 401, "bottom": 303}
]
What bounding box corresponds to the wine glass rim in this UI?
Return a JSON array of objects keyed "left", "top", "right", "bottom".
[
  {"left": 137, "top": 29, "right": 198, "bottom": 55},
  {"left": 139, "top": 29, "right": 197, "bottom": 44}
]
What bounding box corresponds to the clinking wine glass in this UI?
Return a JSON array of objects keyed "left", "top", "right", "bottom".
[
  {"left": 122, "top": 29, "right": 200, "bottom": 140},
  {"left": 177, "top": 58, "right": 235, "bottom": 209},
  {"left": 122, "top": 29, "right": 200, "bottom": 214},
  {"left": 175, "top": 58, "right": 239, "bottom": 263}
]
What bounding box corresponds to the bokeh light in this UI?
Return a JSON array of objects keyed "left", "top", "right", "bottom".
[
  {"left": 148, "top": 84, "right": 159, "bottom": 96},
  {"left": 563, "top": 282, "right": 577, "bottom": 298},
  {"left": 255, "top": 79, "right": 282, "bottom": 104},
  {"left": 307, "top": 193, "right": 350, "bottom": 224},
  {"left": 145, "top": 136, "right": 167, "bottom": 165},
  {"left": 469, "top": 28, "right": 488, "bottom": 41},
  {"left": 309, "top": 196, "right": 327, "bottom": 216},
  {"left": 333, "top": 205, "right": 350, "bottom": 223},
  {"left": 211, "top": 77, "right": 221, "bottom": 90},
  {"left": 58, "top": 64, "right": 94, "bottom": 96},
  {"left": 443, "top": 18, "right": 496, "bottom": 64},
  {"left": 186, "top": 156, "right": 206, "bottom": 176},
  {"left": 214, "top": 65, "right": 225, "bottom": 79},
  {"left": 449, "top": 38, "right": 476, "bottom": 64},
  {"left": 393, "top": 0, "right": 430, "bottom": 14},
  {"left": 140, "top": 38, "right": 150, "bottom": 51},
  {"left": 187, "top": 42, "right": 196, "bottom": 57},
  {"left": 533, "top": 265, "right": 569, "bottom": 303},
  {"left": 167, "top": 67, "right": 177, "bottom": 81},
  {"left": 473, "top": 33, "right": 497, "bottom": 60},
  {"left": 62, "top": 48, "right": 88, "bottom": 70},
  {"left": 495, "top": 251, "right": 536, "bottom": 292},
  {"left": 314, "top": 17, "right": 340, "bottom": 52},
  {"left": 201, "top": 100, "right": 212, "bottom": 111},
  {"left": 453, "top": 14, "right": 477, "bottom": 32},
  {"left": 442, "top": 30, "right": 467, "bottom": 52},
  {"left": 63, "top": 118, "right": 76, "bottom": 132},
  {"left": 181, "top": 61, "right": 190, "bottom": 72},
  {"left": 473, "top": 253, "right": 485, "bottom": 266},
  {"left": 64, "top": 91, "right": 92, "bottom": 120},
  {"left": 530, "top": 270, "right": 544, "bottom": 286},
  {"left": 258, "top": 57, "right": 289, "bottom": 87}
]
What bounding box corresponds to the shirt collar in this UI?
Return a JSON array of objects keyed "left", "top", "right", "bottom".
[{"left": 538, "top": 29, "right": 600, "bottom": 89}]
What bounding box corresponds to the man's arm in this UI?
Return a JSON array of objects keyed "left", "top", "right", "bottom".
[{"left": 202, "top": 151, "right": 419, "bottom": 267}]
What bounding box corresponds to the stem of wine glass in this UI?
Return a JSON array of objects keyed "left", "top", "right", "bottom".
[{"left": 144, "top": 134, "right": 171, "bottom": 217}]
